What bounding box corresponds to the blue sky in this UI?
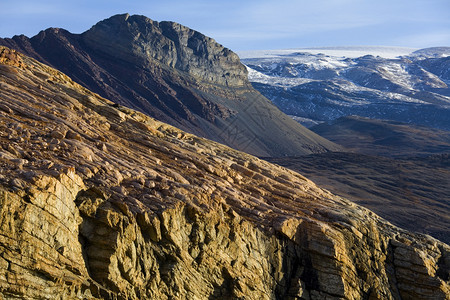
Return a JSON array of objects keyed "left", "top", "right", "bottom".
[{"left": 1, "top": 0, "right": 449, "bottom": 51}]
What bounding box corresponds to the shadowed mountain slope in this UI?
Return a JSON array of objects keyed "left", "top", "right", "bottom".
[
  {"left": 311, "top": 116, "right": 450, "bottom": 157},
  {"left": 1, "top": 46, "right": 449, "bottom": 299},
  {"left": 0, "top": 13, "right": 340, "bottom": 157},
  {"left": 267, "top": 152, "right": 450, "bottom": 244},
  {"left": 267, "top": 116, "right": 450, "bottom": 244}
]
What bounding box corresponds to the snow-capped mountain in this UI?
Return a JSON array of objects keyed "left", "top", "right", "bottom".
[
  {"left": 239, "top": 47, "right": 450, "bottom": 129},
  {"left": 409, "top": 47, "right": 450, "bottom": 59}
]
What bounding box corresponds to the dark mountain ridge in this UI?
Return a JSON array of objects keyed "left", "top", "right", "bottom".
[{"left": 0, "top": 13, "right": 340, "bottom": 157}]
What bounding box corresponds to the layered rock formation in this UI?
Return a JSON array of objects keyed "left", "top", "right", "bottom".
[
  {"left": 82, "top": 14, "right": 247, "bottom": 88},
  {"left": 0, "top": 47, "right": 449, "bottom": 299},
  {"left": 0, "top": 14, "right": 340, "bottom": 157}
]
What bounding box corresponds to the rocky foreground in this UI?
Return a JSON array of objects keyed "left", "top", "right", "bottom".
[{"left": 0, "top": 47, "right": 449, "bottom": 299}]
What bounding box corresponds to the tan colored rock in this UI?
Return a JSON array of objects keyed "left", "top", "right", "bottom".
[
  {"left": 0, "top": 46, "right": 448, "bottom": 299},
  {"left": 51, "top": 129, "right": 67, "bottom": 139},
  {"left": 66, "top": 129, "right": 82, "bottom": 141}
]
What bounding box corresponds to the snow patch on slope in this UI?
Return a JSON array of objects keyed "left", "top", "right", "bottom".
[{"left": 245, "top": 66, "right": 314, "bottom": 87}]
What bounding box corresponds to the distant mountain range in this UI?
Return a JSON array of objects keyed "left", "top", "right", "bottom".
[
  {"left": 243, "top": 47, "right": 450, "bottom": 244},
  {"left": 240, "top": 47, "right": 450, "bottom": 130},
  {"left": 238, "top": 46, "right": 418, "bottom": 59},
  {"left": 0, "top": 14, "right": 340, "bottom": 157}
]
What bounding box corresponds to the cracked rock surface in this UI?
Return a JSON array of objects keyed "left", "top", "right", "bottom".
[{"left": 0, "top": 47, "right": 449, "bottom": 299}]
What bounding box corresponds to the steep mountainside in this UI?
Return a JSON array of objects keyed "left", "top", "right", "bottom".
[
  {"left": 0, "top": 14, "right": 340, "bottom": 157},
  {"left": 417, "top": 56, "right": 450, "bottom": 87},
  {"left": 241, "top": 49, "right": 450, "bottom": 130},
  {"left": 1, "top": 47, "right": 449, "bottom": 299},
  {"left": 311, "top": 116, "right": 450, "bottom": 157}
]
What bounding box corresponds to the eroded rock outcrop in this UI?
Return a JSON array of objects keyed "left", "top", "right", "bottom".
[
  {"left": 82, "top": 14, "right": 247, "bottom": 88},
  {"left": 0, "top": 47, "right": 449, "bottom": 299}
]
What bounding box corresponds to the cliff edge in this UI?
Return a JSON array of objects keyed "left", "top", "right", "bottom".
[{"left": 0, "top": 47, "right": 448, "bottom": 299}]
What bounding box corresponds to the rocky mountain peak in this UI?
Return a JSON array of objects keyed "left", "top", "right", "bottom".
[
  {"left": 0, "top": 15, "right": 341, "bottom": 157},
  {"left": 82, "top": 13, "right": 248, "bottom": 87}
]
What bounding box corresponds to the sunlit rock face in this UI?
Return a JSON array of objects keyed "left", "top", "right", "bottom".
[{"left": 0, "top": 47, "right": 449, "bottom": 299}]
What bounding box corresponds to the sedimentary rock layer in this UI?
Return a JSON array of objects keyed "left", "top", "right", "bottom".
[{"left": 0, "top": 47, "right": 448, "bottom": 299}]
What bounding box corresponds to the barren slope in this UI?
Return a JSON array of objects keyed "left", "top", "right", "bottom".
[
  {"left": 311, "top": 116, "right": 450, "bottom": 157},
  {"left": 267, "top": 152, "right": 450, "bottom": 244},
  {"left": 0, "top": 47, "right": 449, "bottom": 299}
]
